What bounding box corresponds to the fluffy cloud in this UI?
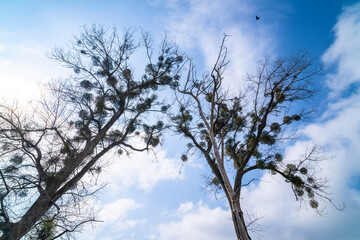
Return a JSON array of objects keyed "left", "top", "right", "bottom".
[
  {"left": 322, "top": 2, "right": 360, "bottom": 95},
  {"left": 82, "top": 147, "right": 200, "bottom": 240},
  {"left": 85, "top": 198, "right": 144, "bottom": 240},
  {"left": 241, "top": 91, "right": 360, "bottom": 239},
  {"left": 160, "top": 0, "right": 275, "bottom": 91},
  {"left": 97, "top": 147, "right": 187, "bottom": 193},
  {"left": 99, "top": 198, "right": 142, "bottom": 225},
  {"left": 152, "top": 201, "right": 236, "bottom": 240}
]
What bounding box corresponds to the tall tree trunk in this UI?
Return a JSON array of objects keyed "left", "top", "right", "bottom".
[
  {"left": 4, "top": 191, "right": 57, "bottom": 240},
  {"left": 0, "top": 223, "right": 13, "bottom": 240},
  {"left": 229, "top": 197, "right": 251, "bottom": 240},
  {"left": 2, "top": 132, "right": 108, "bottom": 239}
]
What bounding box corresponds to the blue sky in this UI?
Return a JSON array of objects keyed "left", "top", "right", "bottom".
[{"left": 1, "top": 0, "right": 360, "bottom": 239}]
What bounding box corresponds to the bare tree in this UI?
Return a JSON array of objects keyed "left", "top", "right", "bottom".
[
  {"left": 0, "top": 25, "right": 184, "bottom": 239},
  {"left": 173, "top": 36, "right": 338, "bottom": 240}
]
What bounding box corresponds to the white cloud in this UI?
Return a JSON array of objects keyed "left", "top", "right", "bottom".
[
  {"left": 99, "top": 198, "right": 142, "bottom": 225},
  {"left": 0, "top": 59, "right": 10, "bottom": 71},
  {"left": 152, "top": 201, "right": 236, "bottom": 240},
  {"left": 322, "top": 2, "right": 360, "bottom": 95},
  {"left": 302, "top": 92, "right": 360, "bottom": 191},
  {"left": 161, "top": 0, "right": 275, "bottom": 91},
  {"left": 98, "top": 147, "right": 188, "bottom": 193},
  {"left": 240, "top": 93, "right": 360, "bottom": 239},
  {"left": 84, "top": 198, "right": 144, "bottom": 240},
  {"left": 175, "top": 201, "right": 195, "bottom": 216},
  {"left": 241, "top": 101, "right": 360, "bottom": 239}
]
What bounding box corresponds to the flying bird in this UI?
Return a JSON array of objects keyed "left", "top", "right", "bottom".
[{"left": 256, "top": 16, "right": 260, "bottom": 20}]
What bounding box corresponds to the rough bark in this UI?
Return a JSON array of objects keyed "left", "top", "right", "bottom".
[
  {"left": 6, "top": 193, "right": 57, "bottom": 240},
  {"left": 229, "top": 197, "right": 251, "bottom": 240}
]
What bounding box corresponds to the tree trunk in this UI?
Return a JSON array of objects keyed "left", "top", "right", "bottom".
[
  {"left": 4, "top": 191, "right": 57, "bottom": 240},
  {"left": 0, "top": 223, "right": 13, "bottom": 240},
  {"left": 229, "top": 197, "right": 251, "bottom": 240},
  {"left": 0, "top": 124, "right": 115, "bottom": 239}
]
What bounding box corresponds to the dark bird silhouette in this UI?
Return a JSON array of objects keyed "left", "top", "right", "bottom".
[{"left": 256, "top": 16, "right": 260, "bottom": 20}]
